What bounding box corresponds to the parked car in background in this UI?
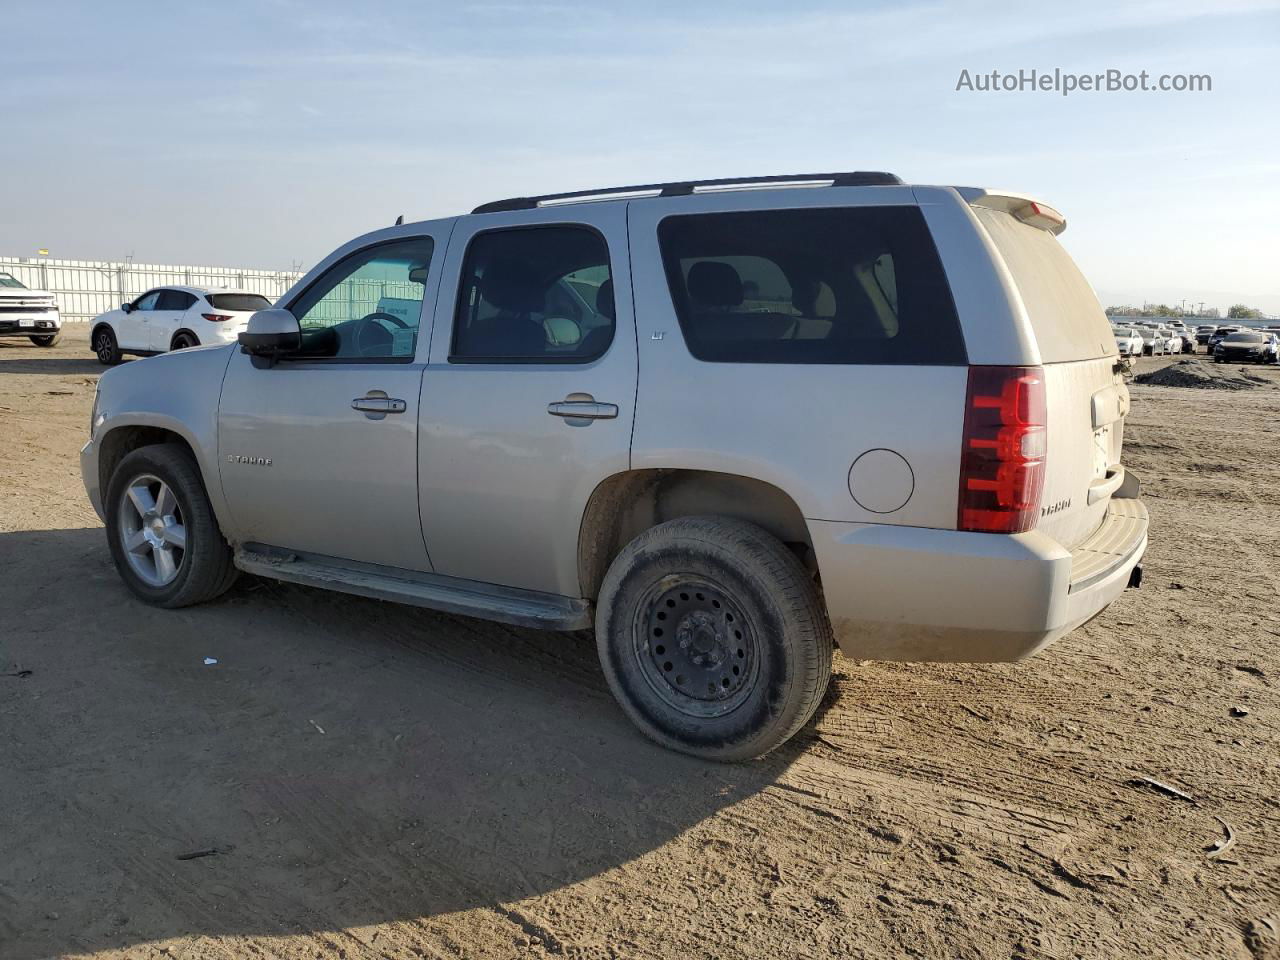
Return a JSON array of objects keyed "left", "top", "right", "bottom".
[
  {"left": 1207, "top": 325, "right": 1242, "bottom": 354},
  {"left": 1214, "top": 330, "right": 1280, "bottom": 364},
  {"left": 81, "top": 173, "right": 1148, "bottom": 760},
  {"left": 1113, "top": 327, "right": 1143, "bottom": 359},
  {"left": 1136, "top": 326, "right": 1169, "bottom": 355},
  {"left": 89, "top": 287, "right": 273, "bottom": 365},
  {"left": 1177, "top": 330, "right": 1196, "bottom": 354},
  {"left": 0, "top": 271, "right": 62, "bottom": 346},
  {"left": 1195, "top": 324, "right": 1217, "bottom": 346}
]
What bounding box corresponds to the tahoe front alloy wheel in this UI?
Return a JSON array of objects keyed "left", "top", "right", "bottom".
[
  {"left": 118, "top": 474, "right": 187, "bottom": 587},
  {"left": 105, "top": 444, "right": 237, "bottom": 608}
]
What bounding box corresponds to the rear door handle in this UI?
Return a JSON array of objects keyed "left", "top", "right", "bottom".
[
  {"left": 547, "top": 399, "right": 618, "bottom": 420},
  {"left": 352, "top": 394, "right": 407, "bottom": 419}
]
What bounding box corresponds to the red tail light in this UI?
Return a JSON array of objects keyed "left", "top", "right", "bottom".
[
  {"left": 201, "top": 313, "right": 233, "bottom": 322},
  {"left": 958, "top": 365, "right": 1046, "bottom": 534}
]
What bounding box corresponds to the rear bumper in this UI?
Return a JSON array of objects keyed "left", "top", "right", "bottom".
[{"left": 810, "top": 496, "right": 1148, "bottom": 662}]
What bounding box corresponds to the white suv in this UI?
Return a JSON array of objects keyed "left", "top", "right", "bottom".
[
  {"left": 89, "top": 286, "right": 272, "bottom": 365},
  {"left": 81, "top": 172, "right": 1148, "bottom": 760}
]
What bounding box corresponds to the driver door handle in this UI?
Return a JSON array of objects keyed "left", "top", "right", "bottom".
[
  {"left": 352, "top": 395, "right": 407, "bottom": 416},
  {"left": 547, "top": 399, "right": 618, "bottom": 420}
]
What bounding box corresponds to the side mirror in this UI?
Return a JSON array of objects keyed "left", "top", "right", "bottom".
[
  {"left": 238, "top": 308, "right": 301, "bottom": 361},
  {"left": 121, "top": 302, "right": 133, "bottom": 314}
]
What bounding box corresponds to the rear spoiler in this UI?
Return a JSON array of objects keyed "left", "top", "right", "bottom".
[{"left": 953, "top": 187, "right": 1067, "bottom": 235}]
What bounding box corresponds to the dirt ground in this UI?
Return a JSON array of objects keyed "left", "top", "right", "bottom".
[{"left": 2, "top": 326, "right": 1278, "bottom": 960}]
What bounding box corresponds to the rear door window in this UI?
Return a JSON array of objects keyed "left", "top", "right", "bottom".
[
  {"left": 157, "top": 290, "right": 197, "bottom": 310},
  {"left": 450, "top": 226, "right": 614, "bottom": 363},
  {"left": 656, "top": 206, "right": 965, "bottom": 364}
]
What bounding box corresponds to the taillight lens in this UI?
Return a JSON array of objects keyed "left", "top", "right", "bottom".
[
  {"left": 201, "top": 313, "right": 233, "bottom": 322},
  {"left": 958, "top": 365, "right": 1046, "bottom": 534}
]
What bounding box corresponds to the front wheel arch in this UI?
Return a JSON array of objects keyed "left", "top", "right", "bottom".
[{"left": 97, "top": 426, "right": 207, "bottom": 519}]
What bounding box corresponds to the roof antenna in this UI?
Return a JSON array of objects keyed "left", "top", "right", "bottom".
[{"left": 394, "top": 214, "right": 404, "bottom": 225}]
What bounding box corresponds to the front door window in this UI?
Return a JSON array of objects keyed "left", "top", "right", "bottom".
[{"left": 288, "top": 238, "right": 436, "bottom": 361}]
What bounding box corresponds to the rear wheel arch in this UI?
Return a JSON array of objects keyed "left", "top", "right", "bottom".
[{"left": 578, "top": 468, "right": 815, "bottom": 602}]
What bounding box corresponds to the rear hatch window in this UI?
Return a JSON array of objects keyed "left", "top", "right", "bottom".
[
  {"left": 208, "top": 293, "right": 271, "bottom": 312},
  {"left": 656, "top": 206, "right": 966, "bottom": 364},
  {"left": 972, "top": 207, "right": 1113, "bottom": 363}
]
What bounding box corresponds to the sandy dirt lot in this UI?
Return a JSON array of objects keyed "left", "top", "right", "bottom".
[{"left": 2, "top": 327, "right": 1278, "bottom": 960}]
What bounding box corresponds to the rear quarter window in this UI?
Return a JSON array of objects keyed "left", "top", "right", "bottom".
[
  {"left": 656, "top": 206, "right": 966, "bottom": 365},
  {"left": 972, "top": 207, "right": 1114, "bottom": 363}
]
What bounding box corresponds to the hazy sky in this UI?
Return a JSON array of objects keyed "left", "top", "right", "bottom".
[{"left": 4, "top": 0, "right": 1278, "bottom": 312}]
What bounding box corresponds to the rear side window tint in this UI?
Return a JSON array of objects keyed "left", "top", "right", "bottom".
[
  {"left": 656, "top": 206, "right": 965, "bottom": 365},
  {"left": 156, "top": 290, "right": 197, "bottom": 310},
  {"left": 972, "top": 207, "right": 1114, "bottom": 363},
  {"left": 451, "top": 226, "right": 614, "bottom": 363}
]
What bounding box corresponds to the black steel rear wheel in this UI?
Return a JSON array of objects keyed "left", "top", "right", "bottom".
[
  {"left": 597, "top": 516, "right": 833, "bottom": 761},
  {"left": 634, "top": 575, "right": 760, "bottom": 719}
]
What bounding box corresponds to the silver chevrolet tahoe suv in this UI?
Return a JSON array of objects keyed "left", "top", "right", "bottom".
[{"left": 81, "top": 172, "right": 1148, "bottom": 761}]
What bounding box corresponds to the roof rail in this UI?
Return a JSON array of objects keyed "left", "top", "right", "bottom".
[{"left": 471, "top": 171, "right": 903, "bottom": 214}]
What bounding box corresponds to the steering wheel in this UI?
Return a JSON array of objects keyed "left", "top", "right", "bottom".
[{"left": 353, "top": 311, "right": 409, "bottom": 356}]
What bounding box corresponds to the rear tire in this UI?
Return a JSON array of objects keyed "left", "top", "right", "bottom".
[
  {"left": 170, "top": 332, "right": 199, "bottom": 351},
  {"left": 93, "top": 326, "right": 122, "bottom": 365},
  {"left": 596, "top": 516, "right": 833, "bottom": 762},
  {"left": 30, "top": 333, "right": 61, "bottom": 347},
  {"left": 105, "top": 443, "right": 237, "bottom": 608}
]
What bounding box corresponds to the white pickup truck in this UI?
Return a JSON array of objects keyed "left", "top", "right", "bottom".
[{"left": 0, "top": 271, "right": 61, "bottom": 346}]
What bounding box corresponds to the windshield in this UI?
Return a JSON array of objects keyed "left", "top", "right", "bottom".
[
  {"left": 0, "top": 272, "right": 27, "bottom": 289},
  {"left": 1224, "top": 332, "right": 1263, "bottom": 343},
  {"left": 207, "top": 293, "right": 271, "bottom": 312}
]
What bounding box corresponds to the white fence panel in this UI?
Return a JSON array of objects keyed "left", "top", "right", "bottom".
[{"left": 0, "top": 256, "right": 303, "bottom": 323}]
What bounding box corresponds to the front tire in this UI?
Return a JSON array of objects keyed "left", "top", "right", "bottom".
[
  {"left": 105, "top": 444, "right": 237, "bottom": 608},
  {"left": 93, "top": 326, "right": 123, "bottom": 365},
  {"left": 30, "top": 333, "right": 62, "bottom": 347},
  {"left": 596, "top": 516, "right": 833, "bottom": 762}
]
